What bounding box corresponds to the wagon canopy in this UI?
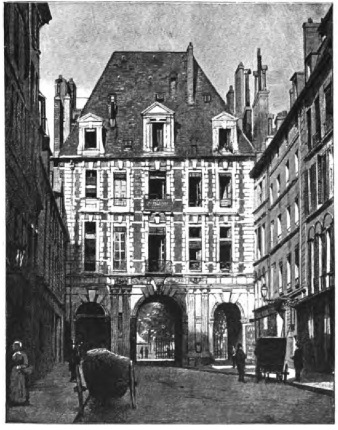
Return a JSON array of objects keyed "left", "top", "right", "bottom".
[{"left": 255, "top": 337, "right": 287, "bottom": 367}]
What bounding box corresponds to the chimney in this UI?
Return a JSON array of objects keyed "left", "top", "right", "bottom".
[
  {"left": 244, "top": 69, "right": 251, "bottom": 107},
  {"left": 303, "top": 18, "right": 321, "bottom": 81},
  {"left": 268, "top": 114, "right": 274, "bottom": 135},
  {"left": 235, "top": 62, "right": 245, "bottom": 117},
  {"left": 63, "top": 94, "right": 71, "bottom": 142},
  {"left": 68, "top": 78, "right": 77, "bottom": 110},
  {"left": 187, "top": 42, "right": 194, "bottom": 105},
  {"left": 226, "top": 85, "right": 234, "bottom": 115},
  {"left": 54, "top": 75, "right": 68, "bottom": 155}
]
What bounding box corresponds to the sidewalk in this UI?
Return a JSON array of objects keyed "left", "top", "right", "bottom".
[
  {"left": 6, "top": 363, "right": 80, "bottom": 423},
  {"left": 188, "top": 362, "right": 334, "bottom": 396}
]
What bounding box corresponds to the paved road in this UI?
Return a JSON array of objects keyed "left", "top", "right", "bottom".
[{"left": 78, "top": 366, "right": 334, "bottom": 424}]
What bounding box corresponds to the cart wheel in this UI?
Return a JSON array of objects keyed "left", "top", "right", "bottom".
[
  {"left": 283, "top": 363, "right": 288, "bottom": 383},
  {"left": 75, "top": 364, "right": 84, "bottom": 410},
  {"left": 129, "top": 360, "right": 137, "bottom": 409}
]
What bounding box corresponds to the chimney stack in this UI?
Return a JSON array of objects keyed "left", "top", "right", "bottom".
[
  {"left": 187, "top": 42, "right": 194, "bottom": 105},
  {"left": 226, "top": 85, "right": 234, "bottom": 115},
  {"left": 235, "top": 62, "right": 245, "bottom": 117},
  {"left": 275, "top": 111, "right": 287, "bottom": 131},
  {"left": 303, "top": 18, "right": 321, "bottom": 81}
]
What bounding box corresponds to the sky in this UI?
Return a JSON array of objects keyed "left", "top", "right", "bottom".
[{"left": 39, "top": 1, "right": 331, "bottom": 150}]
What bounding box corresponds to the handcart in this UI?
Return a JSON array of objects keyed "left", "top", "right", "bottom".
[
  {"left": 255, "top": 337, "right": 289, "bottom": 383},
  {"left": 74, "top": 348, "right": 137, "bottom": 413}
]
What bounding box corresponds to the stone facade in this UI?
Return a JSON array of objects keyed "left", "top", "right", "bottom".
[
  {"left": 5, "top": 3, "right": 69, "bottom": 381},
  {"left": 53, "top": 44, "right": 256, "bottom": 365},
  {"left": 250, "top": 7, "right": 333, "bottom": 373}
]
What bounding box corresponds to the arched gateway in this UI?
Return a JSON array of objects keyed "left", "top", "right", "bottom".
[
  {"left": 213, "top": 303, "right": 242, "bottom": 360},
  {"left": 130, "top": 289, "right": 187, "bottom": 366},
  {"left": 75, "top": 302, "right": 111, "bottom": 351}
]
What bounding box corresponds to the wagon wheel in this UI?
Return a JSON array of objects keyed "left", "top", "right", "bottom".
[
  {"left": 129, "top": 360, "right": 137, "bottom": 409},
  {"left": 75, "top": 364, "right": 84, "bottom": 410},
  {"left": 283, "top": 363, "right": 288, "bottom": 383}
]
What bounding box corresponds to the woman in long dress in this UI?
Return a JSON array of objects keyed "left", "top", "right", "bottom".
[{"left": 9, "top": 341, "right": 29, "bottom": 406}]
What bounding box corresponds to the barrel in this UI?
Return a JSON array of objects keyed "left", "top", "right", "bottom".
[{"left": 82, "top": 348, "right": 130, "bottom": 401}]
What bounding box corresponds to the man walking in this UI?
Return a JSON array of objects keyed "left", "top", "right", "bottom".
[
  {"left": 292, "top": 342, "right": 303, "bottom": 382},
  {"left": 235, "top": 343, "right": 247, "bottom": 383}
]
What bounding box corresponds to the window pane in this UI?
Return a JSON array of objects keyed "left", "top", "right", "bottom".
[{"left": 85, "top": 128, "right": 97, "bottom": 149}]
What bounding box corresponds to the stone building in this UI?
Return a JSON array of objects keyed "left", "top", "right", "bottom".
[
  {"left": 5, "top": 3, "right": 69, "bottom": 381},
  {"left": 250, "top": 6, "right": 333, "bottom": 373},
  {"left": 52, "top": 43, "right": 258, "bottom": 365}
]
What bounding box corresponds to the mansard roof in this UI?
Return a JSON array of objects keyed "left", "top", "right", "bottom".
[{"left": 60, "top": 50, "right": 254, "bottom": 157}]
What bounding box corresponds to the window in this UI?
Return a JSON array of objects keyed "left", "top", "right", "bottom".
[
  {"left": 219, "top": 174, "right": 232, "bottom": 207},
  {"left": 310, "top": 163, "right": 317, "bottom": 211},
  {"left": 315, "top": 230, "right": 323, "bottom": 292},
  {"left": 307, "top": 109, "right": 312, "bottom": 149},
  {"left": 84, "top": 222, "right": 96, "bottom": 271},
  {"left": 286, "top": 207, "right": 291, "bottom": 232},
  {"left": 324, "top": 84, "right": 333, "bottom": 132},
  {"left": 271, "top": 264, "right": 276, "bottom": 295},
  {"left": 278, "top": 262, "right": 283, "bottom": 293},
  {"left": 85, "top": 128, "right": 97, "bottom": 149},
  {"left": 276, "top": 175, "right": 281, "bottom": 197},
  {"left": 257, "top": 181, "right": 263, "bottom": 205},
  {"left": 218, "top": 129, "right": 232, "bottom": 151},
  {"left": 148, "top": 227, "right": 166, "bottom": 272},
  {"left": 277, "top": 215, "right": 282, "bottom": 240},
  {"left": 294, "top": 151, "right": 299, "bottom": 177},
  {"left": 151, "top": 122, "right": 164, "bottom": 151},
  {"left": 189, "top": 227, "right": 202, "bottom": 270},
  {"left": 189, "top": 172, "right": 202, "bottom": 207},
  {"left": 317, "top": 153, "right": 324, "bottom": 205},
  {"left": 295, "top": 198, "right": 299, "bottom": 226},
  {"left": 149, "top": 171, "right": 166, "bottom": 199},
  {"left": 219, "top": 227, "right": 232, "bottom": 272},
  {"left": 308, "top": 312, "right": 314, "bottom": 339},
  {"left": 314, "top": 97, "right": 321, "bottom": 143},
  {"left": 308, "top": 234, "right": 314, "bottom": 294},
  {"left": 85, "top": 170, "right": 97, "bottom": 198},
  {"left": 261, "top": 224, "right": 265, "bottom": 256},
  {"left": 170, "top": 73, "right": 177, "bottom": 97},
  {"left": 114, "top": 173, "right": 127, "bottom": 206},
  {"left": 303, "top": 170, "right": 309, "bottom": 216},
  {"left": 295, "top": 246, "right": 299, "bottom": 286},
  {"left": 270, "top": 183, "right": 274, "bottom": 204},
  {"left": 286, "top": 254, "right": 291, "bottom": 289},
  {"left": 285, "top": 161, "right": 289, "bottom": 184},
  {"left": 203, "top": 93, "right": 211, "bottom": 103},
  {"left": 109, "top": 94, "right": 118, "bottom": 127},
  {"left": 113, "top": 227, "right": 126, "bottom": 270},
  {"left": 270, "top": 220, "right": 274, "bottom": 248}
]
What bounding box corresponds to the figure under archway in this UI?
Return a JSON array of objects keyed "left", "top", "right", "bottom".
[{"left": 213, "top": 303, "right": 242, "bottom": 360}]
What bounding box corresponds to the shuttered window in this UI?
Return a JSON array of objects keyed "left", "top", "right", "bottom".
[
  {"left": 317, "top": 154, "right": 323, "bottom": 205},
  {"left": 310, "top": 164, "right": 317, "bottom": 211},
  {"left": 113, "top": 227, "right": 126, "bottom": 270}
]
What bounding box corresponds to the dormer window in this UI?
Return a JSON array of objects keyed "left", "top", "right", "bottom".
[
  {"left": 142, "top": 102, "right": 175, "bottom": 153},
  {"left": 77, "top": 113, "right": 105, "bottom": 155},
  {"left": 212, "top": 112, "right": 238, "bottom": 153},
  {"left": 85, "top": 129, "right": 97, "bottom": 149}
]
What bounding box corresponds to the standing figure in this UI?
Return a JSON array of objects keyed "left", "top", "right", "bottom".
[
  {"left": 140, "top": 346, "right": 144, "bottom": 359},
  {"left": 68, "top": 341, "right": 80, "bottom": 382},
  {"left": 292, "top": 342, "right": 303, "bottom": 382},
  {"left": 231, "top": 345, "right": 237, "bottom": 368},
  {"left": 9, "top": 341, "right": 30, "bottom": 405},
  {"left": 145, "top": 347, "right": 149, "bottom": 359},
  {"left": 235, "top": 343, "right": 247, "bottom": 383}
]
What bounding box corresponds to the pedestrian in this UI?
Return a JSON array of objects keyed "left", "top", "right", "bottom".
[
  {"left": 9, "top": 340, "right": 32, "bottom": 406},
  {"left": 231, "top": 345, "right": 236, "bottom": 368},
  {"left": 140, "top": 346, "right": 144, "bottom": 359},
  {"left": 145, "top": 346, "right": 149, "bottom": 359},
  {"left": 235, "top": 343, "right": 247, "bottom": 383},
  {"left": 291, "top": 342, "right": 303, "bottom": 382},
  {"left": 68, "top": 341, "right": 79, "bottom": 382}
]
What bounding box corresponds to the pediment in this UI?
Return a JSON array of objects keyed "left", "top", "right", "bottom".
[
  {"left": 78, "top": 112, "right": 103, "bottom": 123},
  {"left": 141, "top": 102, "right": 174, "bottom": 116},
  {"left": 212, "top": 111, "right": 238, "bottom": 122}
]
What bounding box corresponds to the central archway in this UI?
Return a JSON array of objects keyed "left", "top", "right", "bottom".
[
  {"left": 75, "top": 302, "right": 111, "bottom": 351},
  {"left": 213, "top": 303, "right": 242, "bottom": 361},
  {"left": 131, "top": 294, "right": 184, "bottom": 366}
]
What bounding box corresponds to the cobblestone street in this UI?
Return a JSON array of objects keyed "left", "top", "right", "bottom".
[{"left": 78, "top": 366, "right": 334, "bottom": 424}]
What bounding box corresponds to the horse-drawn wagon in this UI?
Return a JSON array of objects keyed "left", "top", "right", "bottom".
[{"left": 255, "top": 337, "right": 289, "bottom": 383}]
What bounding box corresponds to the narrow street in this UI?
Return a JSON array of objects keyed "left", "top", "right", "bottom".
[{"left": 77, "top": 366, "right": 334, "bottom": 424}]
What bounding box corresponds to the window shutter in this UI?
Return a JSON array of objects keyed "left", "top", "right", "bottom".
[
  {"left": 303, "top": 170, "right": 309, "bottom": 216},
  {"left": 317, "top": 154, "right": 323, "bottom": 205}
]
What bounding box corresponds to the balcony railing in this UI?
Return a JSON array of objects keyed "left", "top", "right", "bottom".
[
  {"left": 219, "top": 198, "right": 232, "bottom": 208},
  {"left": 112, "top": 197, "right": 128, "bottom": 207},
  {"left": 220, "top": 261, "right": 232, "bottom": 273},
  {"left": 145, "top": 260, "right": 172, "bottom": 274},
  {"left": 144, "top": 195, "right": 173, "bottom": 211},
  {"left": 189, "top": 260, "right": 202, "bottom": 271}
]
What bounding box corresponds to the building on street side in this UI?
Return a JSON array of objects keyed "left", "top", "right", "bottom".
[
  {"left": 5, "top": 2, "right": 69, "bottom": 383},
  {"left": 250, "top": 6, "right": 333, "bottom": 374},
  {"left": 52, "top": 43, "right": 259, "bottom": 365}
]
